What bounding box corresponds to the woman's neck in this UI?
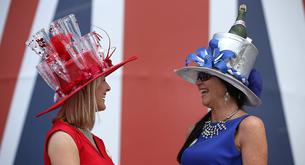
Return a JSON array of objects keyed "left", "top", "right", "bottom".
[{"left": 209, "top": 99, "right": 239, "bottom": 122}]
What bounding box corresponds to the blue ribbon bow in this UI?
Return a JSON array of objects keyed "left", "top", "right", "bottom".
[{"left": 185, "top": 39, "right": 249, "bottom": 86}]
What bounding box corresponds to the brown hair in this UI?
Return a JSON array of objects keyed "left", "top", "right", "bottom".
[{"left": 54, "top": 78, "right": 101, "bottom": 130}]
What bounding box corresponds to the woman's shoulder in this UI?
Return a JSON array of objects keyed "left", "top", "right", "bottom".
[
  {"left": 48, "top": 131, "right": 76, "bottom": 146},
  {"left": 240, "top": 115, "right": 265, "bottom": 130},
  {"left": 48, "top": 131, "right": 80, "bottom": 164},
  {"left": 236, "top": 115, "right": 268, "bottom": 164},
  {"left": 233, "top": 111, "right": 265, "bottom": 129},
  {"left": 46, "top": 121, "right": 83, "bottom": 151},
  {"left": 47, "top": 120, "right": 82, "bottom": 143},
  {"left": 48, "top": 120, "right": 79, "bottom": 137},
  {"left": 48, "top": 130, "right": 79, "bottom": 150},
  {"left": 238, "top": 115, "right": 266, "bottom": 141}
]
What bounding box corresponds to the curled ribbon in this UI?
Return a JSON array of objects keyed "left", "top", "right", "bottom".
[{"left": 185, "top": 39, "right": 249, "bottom": 86}]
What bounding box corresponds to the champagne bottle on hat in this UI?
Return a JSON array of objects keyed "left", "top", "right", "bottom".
[{"left": 229, "top": 4, "right": 247, "bottom": 39}]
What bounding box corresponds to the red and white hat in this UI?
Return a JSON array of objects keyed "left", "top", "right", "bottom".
[{"left": 26, "top": 14, "right": 137, "bottom": 117}]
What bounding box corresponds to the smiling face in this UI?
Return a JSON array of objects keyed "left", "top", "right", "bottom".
[
  {"left": 95, "top": 76, "right": 111, "bottom": 111},
  {"left": 196, "top": 72, "right": 227, "bottom": 108}
]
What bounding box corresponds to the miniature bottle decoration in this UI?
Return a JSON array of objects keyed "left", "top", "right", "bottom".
[
  {"left": 228, "top": 4, "right": 247, "bottom": 38},
  {"left": 49, "top": 20, "right": 73, "bottom": 62},
  {"left": 26, "top": 14, "right": 110, "bottom": 99},
  {"left": 26, "top": 28, "right": 56, "bottom": 60}
]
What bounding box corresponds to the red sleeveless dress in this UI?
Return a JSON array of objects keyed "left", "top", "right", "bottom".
[{"left": 44, "top": 120, "right": 115, "bottom": 165}]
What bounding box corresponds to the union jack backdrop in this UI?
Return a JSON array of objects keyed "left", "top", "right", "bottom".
[{"left": 0, "top": 0, "right": 304, "bottom": 164}]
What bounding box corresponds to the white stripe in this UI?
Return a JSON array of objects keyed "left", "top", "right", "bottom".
[
  {"left": 0, "top": 0, "right": 11, "bottom": 44},
  {"left": 92, "top": 0, "right": 125, "bottom": 164},
  {"left": 209, "top": 0, "right": 237, "bottom": 38},
  {"left": 262, "top": 0, "right": 305, "bottom": 164},
  {"left": 0, "top": 1, "right": 58, "bottom": 164}
]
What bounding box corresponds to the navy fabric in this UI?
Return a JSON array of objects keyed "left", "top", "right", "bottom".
[
  {"left": 241, "top": 0, "right": 294, "bottom": 164},
  {"left": 181, "top": 115, "right": 250, "bottom": 165}
]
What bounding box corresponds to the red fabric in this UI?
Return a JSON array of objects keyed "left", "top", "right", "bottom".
[
  {"left": 36, "top": 56, "right": 137, "bottom": 117},
  {"left": 44, "top": 120, "right": 114, "bottom": 165}
]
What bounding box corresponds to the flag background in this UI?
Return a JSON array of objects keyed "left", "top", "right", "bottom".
[{"left": 0, "top": 0, "right": 304, "bottom": 164}]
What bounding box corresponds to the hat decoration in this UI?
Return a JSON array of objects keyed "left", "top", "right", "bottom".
[
  {"left": 185, "top": 38, "right": 262, "bottom": 97},
  {"left": 26, "top": 14, "right": 137, "bottom": 117},
  {"left": 176, "top": 4, "right": 263, "bottom": 106}
]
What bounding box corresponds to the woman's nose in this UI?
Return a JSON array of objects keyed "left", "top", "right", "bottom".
[
  {"left": 106, "top": 82, "right": 111, "bottom": 92},
  {"left": 196, "top": 79, "right": 203, "bottom": 85}
]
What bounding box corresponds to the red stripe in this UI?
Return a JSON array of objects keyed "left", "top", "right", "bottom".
[
  {"left": 0, "top": 0, "right": 39, "bottom": 144},
  {"left": 121, "top": 0, "right": 209, "bottom": 164}
]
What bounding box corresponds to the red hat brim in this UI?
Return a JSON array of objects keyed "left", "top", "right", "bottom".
[{"left": 35, "top": 56, "right": 137, "bottom": 117}]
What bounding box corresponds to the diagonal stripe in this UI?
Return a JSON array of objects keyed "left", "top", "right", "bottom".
[
  {"left": 0, "top": 0, "right": 11, "bottom": 44},
  {"left": 1, "top": 0, "right": 58, "bottom": 162},
  {"left": 242, "top": 0, "right": 295, "bottom": 164},
  {"left": 0, "top": 0, "right": 38, "bottom": 147},
  {"left": 262, "top": 0, "right": 305, "bottom": 164},
  {"left": 0, "top": 1, "right": 58, "bottom": 165},
  {"left": 13, "top": 1, "right": 92, "bottom": 164},
  {"left": 121, "top": 0, "right": 209, "bottom": 164}
]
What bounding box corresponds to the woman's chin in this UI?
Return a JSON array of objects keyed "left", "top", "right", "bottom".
[
  {"left": 97, "top": 105, "right": 106, "bottom": 111},
  {"left": 202, "top": 103, "right": 208, "bottom": 107},
  {"left": 201, "top": 99, "right": 210, "bottom": 107}
]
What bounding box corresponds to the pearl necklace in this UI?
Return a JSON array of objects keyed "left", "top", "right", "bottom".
[{"left": 201, "top": 109, "right": 240, "bottom": 139}]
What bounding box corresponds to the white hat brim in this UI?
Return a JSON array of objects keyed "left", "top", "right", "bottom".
[{"left": 175, "top": 66, "right": 261, "bottom": 106}]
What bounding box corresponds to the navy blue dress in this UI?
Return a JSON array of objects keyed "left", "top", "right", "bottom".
[{"left": 181, "top": 114, "right": 250, "bottom": 165}]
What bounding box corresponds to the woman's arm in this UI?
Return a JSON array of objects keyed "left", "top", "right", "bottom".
[
  {"left": 237, "top": 116, "right": 268, "bottom": 165},
  {"left": 48, "top": 131, "right": 80, "bottom": 165}
]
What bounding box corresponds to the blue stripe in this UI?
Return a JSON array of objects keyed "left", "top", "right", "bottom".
[
  {"left": 240, "top": 0, "right": 294, "bottom": 164},
  {"left": 14, "top": 1, "right": 92, "bottom": 164}
]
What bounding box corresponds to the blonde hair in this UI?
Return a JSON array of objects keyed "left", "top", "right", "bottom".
[{"left": 54, "top": 78, "right": 102, "bottom": 130}]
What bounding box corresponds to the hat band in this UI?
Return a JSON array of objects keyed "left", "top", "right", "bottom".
[{"left": 185, "top": 38, "right": 249, "bottom": 86}]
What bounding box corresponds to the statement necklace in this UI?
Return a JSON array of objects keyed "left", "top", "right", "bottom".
[{"left": 201, "top": 109, "right": 240, "bottom": 139}]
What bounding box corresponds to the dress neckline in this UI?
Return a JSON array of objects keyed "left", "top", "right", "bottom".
[
  {"left": 210, "top": 114, "right": 249, "bottom": 124},
  {"left": 55, "top": 120, "right": 104, "bottom": 157}
]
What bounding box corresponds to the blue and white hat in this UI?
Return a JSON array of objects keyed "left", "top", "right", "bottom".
[{"left": 175, "top": 32, "right": 263, "bottom": 106}]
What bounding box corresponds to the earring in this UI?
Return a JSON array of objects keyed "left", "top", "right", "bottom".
[{"left": 224, "top": 91, "right": 230, "bottom": 105}]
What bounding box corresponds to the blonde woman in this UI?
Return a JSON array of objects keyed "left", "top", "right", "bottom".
[
  {"left": 27, "top": 14, "right": 137, "bottom": 165},
  {"left": 37, "top": 54, "right": 136, "bottom": 165},
  {"left": 46, "top": 76, "right": 112, "bottom": 164}
]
